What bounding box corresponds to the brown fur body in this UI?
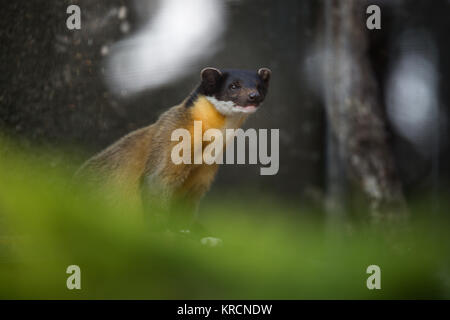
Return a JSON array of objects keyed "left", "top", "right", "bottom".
[{"left": 77, "top": 96, "right": 248, "bottom": 226}]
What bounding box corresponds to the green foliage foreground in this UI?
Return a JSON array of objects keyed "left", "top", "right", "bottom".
[{"left": 0, "top": 142, "right": 449, "bottom": 299}]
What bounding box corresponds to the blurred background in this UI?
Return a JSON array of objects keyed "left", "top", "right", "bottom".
[
  {"left": 1, "top": 0, "right": 449, "bottom": 218},
  {"left": 1, "top": 0, "right": 450, "bottom": 299}
]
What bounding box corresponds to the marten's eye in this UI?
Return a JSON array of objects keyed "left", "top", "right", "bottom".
[{"left": 229, "top": 83, "right": 240, "bottom": 90}]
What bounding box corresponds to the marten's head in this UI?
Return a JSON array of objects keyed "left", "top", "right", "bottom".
[{"left": 187, "top": 67, "right": 271, "bottom": 116}]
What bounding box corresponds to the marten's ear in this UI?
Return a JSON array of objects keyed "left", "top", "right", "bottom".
[
  {"left": 258, "top": 68, "right": 271, "bottom": 83},
  {"left": 200, "top": 67, "right": 222, "bottom": 94}
]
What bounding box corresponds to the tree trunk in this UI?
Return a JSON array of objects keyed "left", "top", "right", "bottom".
[{"left": 323, "top": 0, "right": 407, "bottom": 223}]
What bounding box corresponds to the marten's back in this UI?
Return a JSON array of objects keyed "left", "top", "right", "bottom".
[
  {"left": 75, "top": 104, "right": 190, "bottom": 191},
  {"left": 76, "top": 125, "right": 154, "bottom": 191}
]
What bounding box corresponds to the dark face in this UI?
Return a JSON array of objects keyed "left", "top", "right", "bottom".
[{"left": 200, "top": 68, "right": 271, "bottom": 108}]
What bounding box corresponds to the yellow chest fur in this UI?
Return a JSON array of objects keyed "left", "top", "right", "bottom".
[
  {"left": 190, "top": 96, "right": 226, "bottom": 131},
  {"left": 177, "top": 96, "right": 246, "bottom": 198}
]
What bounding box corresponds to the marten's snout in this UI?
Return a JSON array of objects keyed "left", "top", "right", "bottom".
[{"left": 248, "top": 91, "right": 261, "bottom": 104}]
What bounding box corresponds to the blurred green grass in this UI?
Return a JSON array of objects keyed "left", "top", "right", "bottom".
[{"left": 0, "top": 140, "right": 449, "bottom": 299}]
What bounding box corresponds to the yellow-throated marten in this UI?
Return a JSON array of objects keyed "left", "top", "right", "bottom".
[{"left": 76, "top": 67, "right": 271, "bottom": 238}]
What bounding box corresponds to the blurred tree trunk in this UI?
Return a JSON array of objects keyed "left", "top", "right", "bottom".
[{"left": 323, "top": 0, "right": 407, "bottom": 223}]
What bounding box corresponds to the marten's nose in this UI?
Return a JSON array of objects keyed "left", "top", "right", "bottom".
[{"left": 248, "top": 91, "right": 260, "bottom": 102}]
